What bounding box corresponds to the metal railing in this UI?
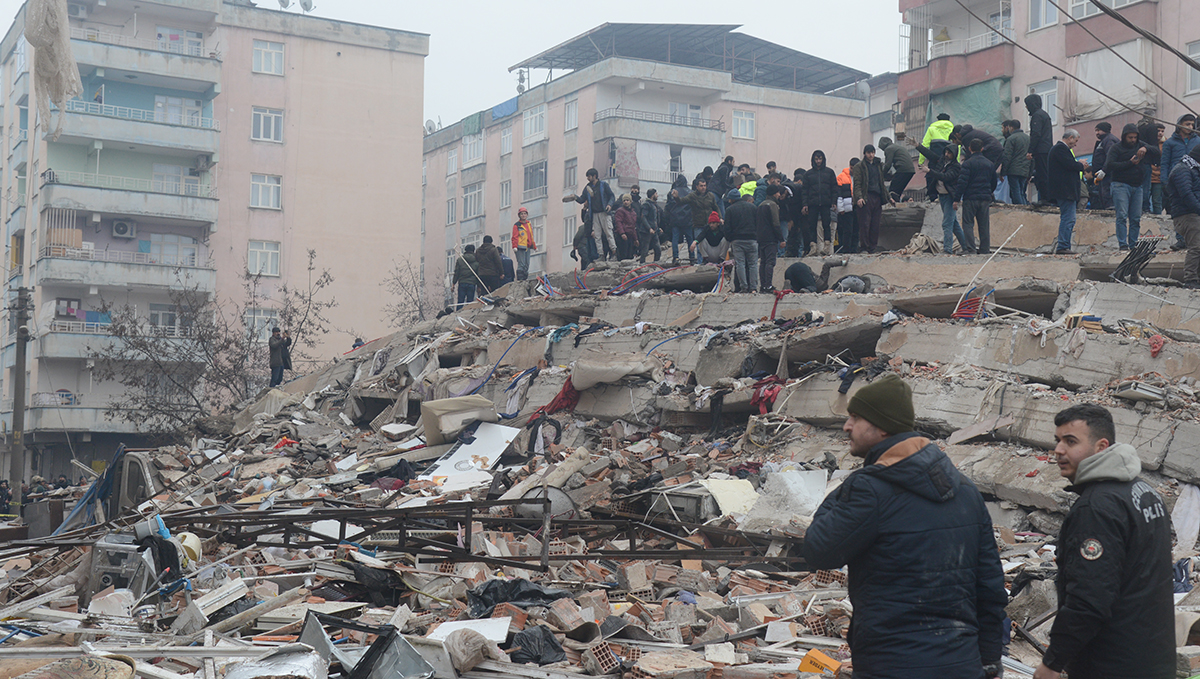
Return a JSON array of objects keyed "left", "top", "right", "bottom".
[
  {"left": 43, "top": 171, "right": 217, "bottom": 198},
  {"left": 9, "top": 128, "right": 26, "bottom": 143},
  {"left": 595, "top": 108, "right": 725, "bottom": 132},
  {"left": 63, "top": 99, "right": 220, "bottom": 131},
  {"left": 48, "top": 319, "right": 195, "bottom": 337},
  {"left": 522, "top": 185, "right": 548, "bottom": 202},
  {"left": 930, "top": 28, "right": 1014, "bottom": 59},
  {"left": 40, "top": 245, "right": 208, "bottom": 268},
  {"left": 636, "top": 169, "right": 688, "bottom": 185},
  {"left": 32, "top": 391, "right": 80, "bottom": 407},
  {"left": 71, "top": 27, "right": 211, "bottom": 58}
]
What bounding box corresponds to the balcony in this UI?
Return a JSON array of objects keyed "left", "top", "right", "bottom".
[
  {"left": 899, "top": 39, "right": 1014, "bottom": 97},
  {"left": 41, "top": 172, "right": 218, "bottom": 225},
  {"left": 26, "top": 396, "right": 141, "bottom": 433},
  {"left": 55, "top": 100, "right": 220, "bottom": 155},
  {"left": 71, "top": 30, "right": 220, "bottom": 91},
  {"left": 9, "top": 128, "right": 27, "bottom": 169},
  {"left": 592, "top": 108, "right": 725, "bottom": 150},
  {"left": 39, "top": 320, "right": 195, "bottom": 359},
  {"left": 11, "top": 71, "right": 27, "bottom": 102},
  {"left": 36, "top": 245, "right": 216, "bottom": 292}
]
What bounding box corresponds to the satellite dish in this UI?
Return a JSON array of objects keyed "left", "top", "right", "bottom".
[
  {"left": 424, "top": 119, "right": 437, "bottom": 135},
  {"left": 278, "top": 0, "right": 291, "bottom": 7},
  {"left": 299, "top": 0, "right": 314, "bottom": 10}
]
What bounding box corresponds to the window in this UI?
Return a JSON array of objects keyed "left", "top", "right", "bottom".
[
  {"left": 530, "top": 216, "right": 545, "bottom": 250},
  {"left": 156, "top": 26, "right": 203, "bottom": 56},
  {"left": 150, "top": 233, "right": 199, "bottom": 266},
  {"left": 446, "top": 198, "right": 456, "bottom": 225},
  {"left": 523, "top": 161, "right": 547, "bottom": 201},
  {"left": 564, "top": 158, "right": 577, "bottom": 189},
  {"left": 250, "top": 174, "right": 282, "bottom": 209},
  {"left": 152, "top": 163, "right": 200, "bottom": 196},
  {"left": 462, "top": 133, "right": 484, "bottom": 166},
  {"left": 563, "top": 216, "right": 576, "bottom": 247},
  {"left": 248, "top": 240, "right": 280, "bottom": 276},
  {"left": 670, "top": 145, "right": 683, "bottom": 174},
  {"left": 564, "top": 100, "right": 578, "bottom": 131},
  {"left": 155, "top": 96, "right": 202, "bottom": 126},
  {"left": 54, "top": 298, "right": 81, "bottom": 319},
  {"left": 1069, "top": 0, "right": 1137, "bottom": 20},
  {"left": 148, "top": 304, "right": 178, "bottom": 331},
  {"left": 523, "top": 104, "right": 546, "bottom": 144},
  {"left": 1029, "top": 0, "right": 1058, "bottom": 30},
  {"left": 986, "top": 6, "right": 1012, "bottom": 45},
  {"left": 252, "top": 107, "right": 283, "bottom": 142},
  {"left": 463, "top": 182, "right": 484, "bottom": 219},
  {"left": 500, "top": 181, "right": 512, "bottom": 209},
  {"left": 244, "top": 307, "right": 278, "bottom": 342},
  {"left": 1190, "top": 41, "right": 1200, "bottom": 93},
  {"left": 446, "top": 149, "right": 457, "bottom": 175},
  {"left": 252, "top": 40, "right": 284, "bottom": 75},
  {"left": 1029, "top": 80, "right": 1058, "bottom": 127},
  {"left": 501, "top": 127, "right": 513, "bottom": 155},
  {"left": 669, "top": 102, "right": 701, "bottom": 124},
  {"left": 500, "top": 233, "right": 510, "bottom": 251},
  {"left": 732, "top": 110, "right": 756, "bottom": 139}
]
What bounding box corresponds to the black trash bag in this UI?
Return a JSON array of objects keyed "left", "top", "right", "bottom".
[
  {"left": 509, "top": 625, "right": 566, "bottom": 665},
  {"left": 207, "top": 596, "right": 259, "bottom": 626},
  {"left": 467, "top": 578, "right": 573, "bottom": 618},
  {"left": 345, "top": 561, "right": 410, "bottom": 608}
]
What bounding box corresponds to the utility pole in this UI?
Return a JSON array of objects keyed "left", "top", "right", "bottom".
[{"left": 7, "top": 286, "right": 31, "bottom": 491}]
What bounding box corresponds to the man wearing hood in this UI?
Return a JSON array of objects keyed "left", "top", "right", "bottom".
[
  {"left": 1105, "top": 123, "right": 1154, "bottom": 250},
  {"left": 1092, "top": 122, "right": 1120, "bottom": 208},
  {"left": 1162, "top": 115, "right": 1199, "bottom": 249},
  {"left": 800, "top": 151, "right": 838, "bottom": 257},
  {"left": 1032, "top": 405, "right": 1172, "bottom": 679},
  {"left": 804, "top": 374, "right": 1007, "bottom": 679},
  {"left": 475, "top": 235, "right": 504, "bottom": 293},
  {"left": 1026, "top": 93, "right": 1053, "bottom": 204},
  {"left": 1167, "top": 146, "right": 1200, "bottom": 287},
  {"left": 879, "top": 134, "right": 915, "bottom": 202}
]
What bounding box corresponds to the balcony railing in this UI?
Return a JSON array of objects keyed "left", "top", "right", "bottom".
[
  {"left": 40, "top": 245, "right": 207, "bottom": 268},
  {"left": 32, "top": 391, "right": 80, "bottom": 407},
  {"left": 9, "top": 128, "right": 26, "bottom": 143},
  {"left": 522, "top": 185, "right": 548, "bottom": 202},
  {"left": 63, "top": 99, "right": 220, "bottom": 131},
  {"left": 595, "top": 108, "right": 726, "bottom": 132},
  {"left": 929, "top": 28, "right": 1014, "bottom": 59},
  {"left": 636, "top": 169, "right": 689, "bottom": 185},
  {"left": 71, "top": 27, "right": 211, "bottom": 58},
  {"left": 43, "top": 171, "right": 217, "bottom": 198},
  {"left": 48, "top": 319, "right": 195, "bottom": 337}
]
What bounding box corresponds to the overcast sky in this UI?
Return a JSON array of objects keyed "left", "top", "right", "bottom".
[{"left": 0, "top": 0, "right": 900, "bottom": 124}]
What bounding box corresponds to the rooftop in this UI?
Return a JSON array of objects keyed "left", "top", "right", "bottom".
[{"left": 510, "top": 23, "right": 868, "bottom": 95}]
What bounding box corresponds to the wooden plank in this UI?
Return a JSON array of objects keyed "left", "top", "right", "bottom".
[{"left": 0, "top": 585, "right": 75, "bottom": 620}]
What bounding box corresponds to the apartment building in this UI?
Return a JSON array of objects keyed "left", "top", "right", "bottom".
[
  {"left": 0, "top": 0, "right": 426, "bottom": 480},
  {"left": 896, "top": 0, "right": 1200, "bottom": 157},
  {"left": 421, "top": 23, "right": 868, "bottom": 306}
]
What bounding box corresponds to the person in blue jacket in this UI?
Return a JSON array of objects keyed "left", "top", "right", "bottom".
[{"left": 803, "top": 374, "right": 1007, "bottom": 679}]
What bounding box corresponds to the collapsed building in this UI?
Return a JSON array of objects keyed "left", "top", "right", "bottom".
[{"left": 5, "top": 204, "right": 1200, "bottom": 677}]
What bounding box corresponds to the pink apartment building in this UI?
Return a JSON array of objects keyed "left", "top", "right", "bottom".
[
  {"left": 0, "top": 0, "right": 426, "bottom": 480},
  {"left": 420, "top": 24, "right": 869, "bottom": 307},
  {"left": 896, "top": 0, "right": 1200, "bottom": 158}
]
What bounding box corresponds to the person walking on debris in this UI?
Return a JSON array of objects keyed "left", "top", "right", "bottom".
[
  {"left": 678, "top": 177, "right": 721, "bottom": 262},
  {"left": 1167, "top": 146, "right": 1200, "bottom": 288},
  {"left": 475, "top": 235, "right": 504, "bottom": 294},
  {"left": 927, "top": 144, "right": 971, "bottom": 254},
  {"left": 511, "top": 207, "right": 537, "bottom": 280},
  {"left": 836, "top": 160, "right": 857, "bottom": 253},
  {"left": 452, "top": 244, "right": 479, "bottom": 306},
  {"left": 1032, "top": 405, "right": 1173, "bottom": 679},
  {"left": 1049, "top": 130, "right": 1089, "bottom": 255},
  {"left": 613, "top": 194, "right": 639, "bottom": 261},
  {"left": 955, "top": 138, "right": 997, "bottom": 255},
  {"left": 1092, "top": 122, "right": 1120, "bottom": 209},
  {"left": 567, "top": 168, "right": 618, "bottom": 262},
  {"left": 803, "top": 374, "right": 1007, "bottom": 679},
  {"left": 802, "top": 151, "right": 838, "bottom": 257},
  {"left": 268, "top": 327, "right": 292, "bottom": 388}
]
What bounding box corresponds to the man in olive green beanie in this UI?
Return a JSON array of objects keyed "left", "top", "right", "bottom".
[{"left": 802, "top": 372, "right": 1007, "bottom": 679}]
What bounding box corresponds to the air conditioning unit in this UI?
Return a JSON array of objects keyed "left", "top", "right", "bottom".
[
  {"left": 67, "top": 3, "right": 88, "bottom": 19},
  {"left": 112, "top": 221, "right": 136, "bottom": 239}
]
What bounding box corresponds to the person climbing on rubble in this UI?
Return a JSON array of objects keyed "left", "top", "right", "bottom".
[
  {"left": 566, "top": 168, "right": 618, "bottom": 261},
  {"left": 268, "top": 327, "right": 292, "bottom": 388},
  {"left": 926, "top": 144, "right": 971, "bottom": 254},
  {"left": 803, "top": 374, "right": 1007, "bottom": 679},
  {"left": 1032, "top": 404, "right": 1173, "bottom": 679},
  {"left": 452, "top": 244, "right": 479, "bottom": 306},
  {"left": 511, "top": 207, "right": 537, "bottom": 280},
  {"left": 783, "top": 258, "right": 847, "bottom": 293}
]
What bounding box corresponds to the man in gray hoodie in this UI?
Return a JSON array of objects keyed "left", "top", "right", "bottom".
[{"left": 1033, "top": 404, "right": 1173, "bottom": 679}]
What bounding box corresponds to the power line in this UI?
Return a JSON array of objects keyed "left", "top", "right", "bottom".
[{"left": 1087, "top": 0, "right": 1200, "bottom": 82}]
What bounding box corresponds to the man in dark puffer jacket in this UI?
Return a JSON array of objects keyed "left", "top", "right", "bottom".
[{"left": 804, "top": 374, "right": 1007, "bottom": 679}]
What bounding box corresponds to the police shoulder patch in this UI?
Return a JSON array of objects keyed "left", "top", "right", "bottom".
[{"left": 1081, "top": 538, "right": 1104, "bottom": 560}]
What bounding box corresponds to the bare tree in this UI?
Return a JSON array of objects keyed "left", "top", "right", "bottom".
[
  {"left": 89, "top": 252, "right": 337, "bottom": 435},
  {"left": 382, "top": 256, "right": 439, "bottom": 327}
]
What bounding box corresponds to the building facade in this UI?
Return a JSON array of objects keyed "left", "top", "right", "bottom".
[
  {"left": 420, "top": 24, "right": 867, "bottom": 306},
  {"left": 0, "top": 0, "right": 426, "bottom": 480},
  {"left": 896, "top": 0, "right": 1200, "bottom": 158}
]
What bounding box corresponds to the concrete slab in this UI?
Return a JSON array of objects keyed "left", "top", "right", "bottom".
[
  {"left": 775, "top": 253, "right": 1081, "bottom": 291},
  {"left": 1078, "top": 250, "right": 1188, "bottom": 282},
  {"left": 878, "top": 321, "right": 1200, "bottom": 390},
  {"left": 1066, "top": 282, "right": 1200, "bottom": 336},
  {"left": 981, "top": 203, "right": 1172, "bottom": 251},
  {"left": 575, "top": 382, "right": 659, "bottom": 424},
  {"left": 756, "top": 316, "right": 885, "bottom": 365},
  {"left": 888, "top": 278, "right": 1062, "bottom": 319},
  {"left": 594, "top": 292, "right": 892, "bottom": 329},
  {"left": 944, "top": 444, "right": 1071, "bottom": 513}
]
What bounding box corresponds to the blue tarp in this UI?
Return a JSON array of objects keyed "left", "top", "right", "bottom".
[
  {"left": 492, "top": 97, "right": 519, "bottom": 120},
  {"left": 51, "top": 443, "right": 125, "bottom": 536}
]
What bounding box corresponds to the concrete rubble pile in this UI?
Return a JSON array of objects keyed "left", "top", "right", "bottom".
[{"left": 7, "top": 241, "right": 1200, "bottom": 677}]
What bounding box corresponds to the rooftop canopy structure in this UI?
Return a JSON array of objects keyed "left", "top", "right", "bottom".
[{"left": 510, "top": 23, "right": 869, "bottom": 95}]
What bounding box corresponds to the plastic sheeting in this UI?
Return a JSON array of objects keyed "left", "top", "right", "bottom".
[
  {"left": 509, "top": 625, "right": 567, "bottom": 665},
  {"left": 928, "top": 78, "right": 1011, "bottom": 138},
  {"left": 466, "top": 578, "right": 573, "bottom": 618},
  {"left": 224, "top": 645, "right": 328, "bottom": 679},
  {"left": 1065, "top": 39, "right": 1154, "bottom": 123},
  {"left": 570, "top": 349, "right": 664, "bottom": 390},
  {"left": 25, "top": 0, "right": 82, "bottom": 139}
]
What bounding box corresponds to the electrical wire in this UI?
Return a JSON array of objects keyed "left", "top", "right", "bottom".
[
  {"left": 1086, "top": 0, "right": 1200, "bottom": 81},
  {"left": 645, "top": 330, "right": 701, "bottom": 356},
  {"left": 467, "top": 326, "right": 542, "bottom": 395}
]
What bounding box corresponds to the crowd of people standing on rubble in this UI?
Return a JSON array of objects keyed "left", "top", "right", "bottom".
[{"left": 448, "top": 94, "right": 1200, "bottom": 300}]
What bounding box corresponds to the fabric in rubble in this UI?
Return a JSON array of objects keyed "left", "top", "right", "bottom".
[
  {"left": 467, "top": 578, "right": 573, "bottom": 618},
  {"left": 508, "top": 625, "right": 567, "bottom": 665}
]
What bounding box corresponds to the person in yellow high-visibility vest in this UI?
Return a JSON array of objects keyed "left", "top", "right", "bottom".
[{"left": 511, "top": 207, "right": 538, "bottom": 281}]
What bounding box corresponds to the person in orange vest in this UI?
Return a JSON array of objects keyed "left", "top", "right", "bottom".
[{"left": 511, "top": 207, "right": 537, "bottom": 281}]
